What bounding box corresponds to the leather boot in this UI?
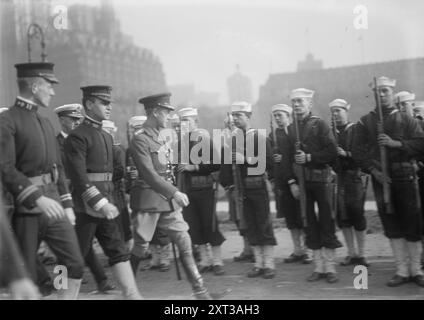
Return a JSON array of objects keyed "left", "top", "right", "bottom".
[
  {"left": 111, "top": 261, "right": 143, "bottom": 300},
  {"left": 175, "top": 232, "right": 211, "bottom": 300},
  {"left": 57, "top": 278, "right": 81, "bottom": 300}
]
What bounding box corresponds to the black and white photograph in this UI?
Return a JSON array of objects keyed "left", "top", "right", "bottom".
[{"left": 1, "top": 0, "right": 424, "bottom": 305}]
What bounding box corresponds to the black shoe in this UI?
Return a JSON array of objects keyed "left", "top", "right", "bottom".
[
  {"left": 355, "top": 257, "right": 370, "bottom": 267},
  {"left": 159, "top": 263, "right": 170, "bottom": 272},
  {"left": 411, "top": 275, "right": 424, "bottom": 287},
  {"left": 307, "top": 272, "right": 326, "bottom": 282},
  {"left": 199, "top": 265, "right": 213, "bottom": 273},
  {"left": 140, "top": 251, "right": 152, "bottom": 260},
  {"left": 326, "top": 272, "right": 339, "bottom": 284},
  {"left": 301, "top": 254, "right": 313, "bottom": 264},
  {"left": 262, "top": 268, "right": 275, "bottom": 279},
  {"left": 387, "top": 274, "right": 410, "bottom": 287},
  {"left": 97, "top": 279, "right": 116, "bottom": 293},
  {"left": 193, "top": 289, "right": 212, "bottom": 300},
  {"left": 212, "top": 265, "right": 225, "bottom": 276},
  {"left": 284, "top": 253, "right": 304, "bottom": 263},
  {"left": 234, "top": 252, "right": 254, "bottom": 263},
  {"left": 340, "top": 256, "right": 357, "bottom": 266},
  {"left": 247, "top": 267, "right": 264, "bottom": 278}
]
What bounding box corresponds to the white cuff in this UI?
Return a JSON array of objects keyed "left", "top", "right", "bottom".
[{"left": 93, "top": 198, "right": 109, "bottom": 211}]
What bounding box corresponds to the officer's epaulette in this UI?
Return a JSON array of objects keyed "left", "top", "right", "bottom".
[{"left": 135, "top": 128, "right": 145, "bottom": 136}]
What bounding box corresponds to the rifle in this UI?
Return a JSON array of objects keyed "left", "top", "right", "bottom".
[
  {"left": 176, "top": 119, "right": 190, "bottom": 193},
  {"left": 372, "top": 77, "right": 394, "bottom": 214},
  {"left": 292, "top": 111, "right": 308, "bottom": 227},
  {"left": 228, "top": 113, "right": 245, "bottom": 228},
  {"left": 331, "top": 113, "right": 347, "bottom": 220},
  {"left": 270, "top": 114, "right": 282, "bottom": 216}
]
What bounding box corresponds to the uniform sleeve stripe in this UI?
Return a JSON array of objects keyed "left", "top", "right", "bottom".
[
  {"left": 16, "top": 185, "right": 39, "bottom": 204},
  {"left": 82, "top": 186, "right": 101, "bottom": 201}
]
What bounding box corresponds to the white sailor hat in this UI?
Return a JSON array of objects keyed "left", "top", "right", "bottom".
[
  {"left": 0, "top": 107, "right": 8, "bottom": 114},
  {"left": 128, "top": 116, "right": 147, "bottom": 128},
  {"left": 230, "top": 101, "right": 252, "bottom": 113},
  {"left": 54, "top": 104, "right": 84, "bottom": 118},
  {"left": 329, "top": 99, "right": 350, "bottom": 110},
  {"left": 271, "top": 104, "right": 292, "bottom": 115},
  {"left": 290, "top": 88, "right": 315, "bottom": 100},
  {"left": 102, "top": 120, "right": 117, "bottom": 132},
  {"left": 394, "top": 91, "right": 415, "bottom": 104},
  {"left": 178, "top": 107, "right": 198, "bottom": 118},
  {"left": 374, "top": 76, "right": 396, "bottom": 88},
  {"left": 413, "top": 101, "right": 424, "bottom": 110}
]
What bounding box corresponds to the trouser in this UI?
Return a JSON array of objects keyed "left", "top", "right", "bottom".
[
  {"left": 243, "top": 188, "right": 277, "bottom": 246},
  {"left": 336, "top": 172, "right": 367, "bottom": 231},
  {"left": 75, "top": 212, "right": 130, "bottom": 266},
  {"left": 132, "top": 225, "right": 170, "bottom": 258},
  {"left": 279, "top": 183, "right": 303, "bottom": 230},
  {"left": 183, "top": 188, "right": 225, "bottom": 246},
  {"left": 12, "top": 213, "right": 85, "bottom": 282},
  {"left": 304, "top": 181, "right": 342, "bottom": 250},
  {"left": 133, "top": 208, "right": 208, "bottom": 294},
  {"left": 372, "top": 175, "right": 422, "bottom": 241}
]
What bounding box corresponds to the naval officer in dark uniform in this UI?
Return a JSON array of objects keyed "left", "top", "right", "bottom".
[
  {"left": 64, "top": 85, "right": 141, "bottom": 299},
  {"left": 0, "top": 62, "right": 84, "bottom": 299},
  {"left": 54, "top": 104, "right": 116, "bottom": 293}
]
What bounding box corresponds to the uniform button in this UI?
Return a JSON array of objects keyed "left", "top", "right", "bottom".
[{"left": 18, "top": 186, "right": 23, "bottom": 190}]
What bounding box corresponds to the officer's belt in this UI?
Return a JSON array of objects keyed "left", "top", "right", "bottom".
[
  {"left": 390, "top": 162, "right": 414, "bottom": 170},
  {"left": 28, "top": 173, "right": 53, "bottom": 186},
  {"left": 87, "top": 172, "right": 113, "bottom": 182},
  {"left": 243, "top": 176, "right": 264, "bottom": 189},
  {"left": 190, "top": 175, "right": 214, "bottom": 188},
  {"left": 304, "top": 167, "right": 332, "bottom": 183}
]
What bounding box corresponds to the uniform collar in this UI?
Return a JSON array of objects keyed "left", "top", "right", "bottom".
[
  {"left": 60, "top": 131, "right": 68, "bottom": 138},
  {"left": 15, "top": 96, "right": 38, "bottom": 111},
  {"left": 83, "top": 116, "right": 102, "bottom": 129}
]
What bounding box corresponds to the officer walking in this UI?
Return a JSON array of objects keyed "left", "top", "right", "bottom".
[
  {"left": 0, "top": 61, "right": 85, "bottom": 299},
  {"left": 176, "top": 107, "right": 226, "bottom": 276},
  {"left": 129, "top": 93, "right": 211, "bottom": 299},
  {"left": 126, "top": 116, "right": 172, "bottom": 274},
  {"left": 65, "top": 85, "right": 142, "bottom": 299},
  {"left": 285, "top": 88, "right": 342, "bottom": 283},
  {"left": 352, "top": 77, "right": 424, "bottom": 287},
  {"left": 329, "top": 99, "right": 369, "bottom": 267}
]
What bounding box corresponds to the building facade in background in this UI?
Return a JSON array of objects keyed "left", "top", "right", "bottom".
[
  {"left": 0, "top": 0, "right": 167, "bottom": 144},
  {"left": 226, "top": 64, "right": 253, "bottom": 104},
  {"left": 255, "top": 56, "right": 424, "bottom": 129}
]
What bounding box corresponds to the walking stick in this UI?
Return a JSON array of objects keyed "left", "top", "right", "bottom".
[{"left": 171, "top": 241, "right": 182, "bottom": 280}]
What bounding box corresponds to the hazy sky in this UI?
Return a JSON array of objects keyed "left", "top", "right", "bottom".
[{"left": 58, "top": 0, "right": 424, "bottom": 104}]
